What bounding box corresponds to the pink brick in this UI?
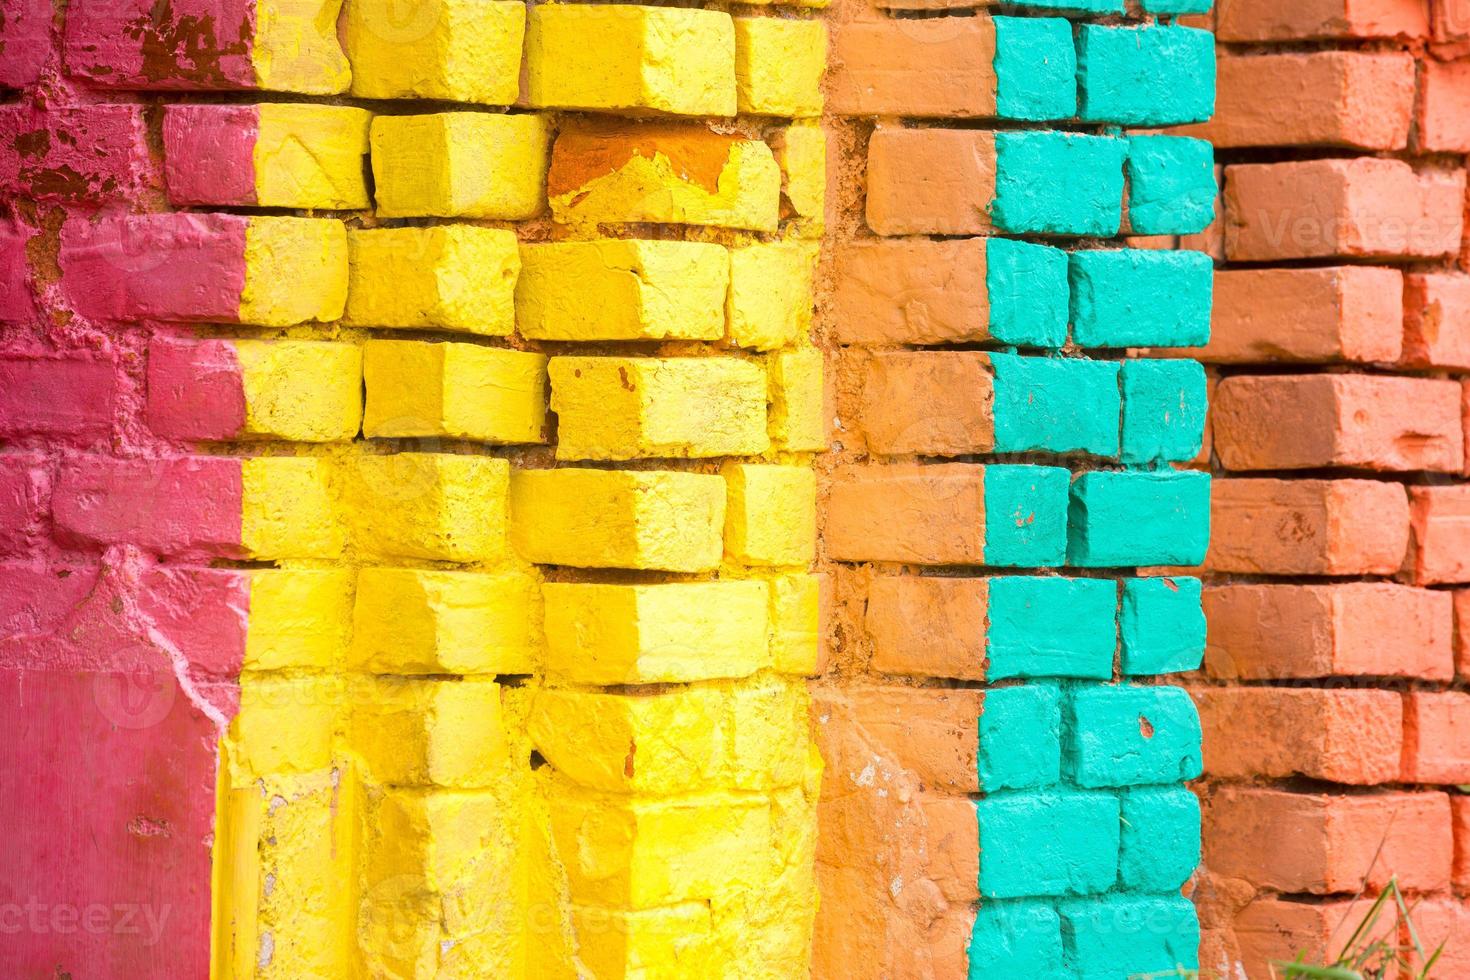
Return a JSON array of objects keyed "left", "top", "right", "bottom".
[
  {"left": 1404, "top": 273, "right": 1470, "bottom": 370},
  {"left": 0, "top": 0, "right": 52, "bottom": 89},
  {"left": 0, "top": 104, "right": 158, "bottom": 203},
  {"left": 162, "top": 104, "right": 259, "bottom": 207},
  {"left": 0, "top": 454, "right": 50, "bottom": 556},
  {"left": 1403, "top": 691, "right": 1470, "bottom": 784},
  {"left": 1218, "top": 0, "right": 1430, "bottom": 41},
  {"left": 136, "top": 566, "right": 248, "bottom": 679},
  {"left": 0, "top": 218, "right": 33, "bottom": 322},
  {"left": 0, "top": 355, "right": 118, "bottom": 439},
  {"left": 1409, "top": 485, "right": 1470, "bottom": 585},
  {"left": 51, "top": 455, "right": 242, "bottom": 557},
  {"left": 0, "top": 562, "right": 100, "bottom": 636},
  {"left": 146, "top": 338, "right": 247, "bottom": 441},
  {"left": 63, "top": 0, "right": 255, "bottom": 89}
]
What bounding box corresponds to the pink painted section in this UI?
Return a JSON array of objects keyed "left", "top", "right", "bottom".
[
  {"left": 62, "top": 0, "right": 255, "bottom": 90},
  {"left": 0, "top": 0, "right": 52, "bottom": 89},
  {"left": 0, "top": 103, "right": 161, "bottom": 204},
  {"left": 162, "top": 104, "right": 259, "bottom": 207},
  {"left": 0, "top": 454, "right": 51, "bottom": 556},
  {"left": 0, "top": 218, "right": 33, "bottom": 322},
  {"left": 50, "top": 455, "right": 244, "bottom": 558},
  {"left": 136, "top": 566, "right": 249, "bottom": 680},
  {"left": 58, "top": 213, "right": 247, "bottom": 323},
  {"left": 0, "top": 355, "right": 118, "bottom": 439},
  {"left": 146, "top": 337, "right": 247, "bottom": 440}
]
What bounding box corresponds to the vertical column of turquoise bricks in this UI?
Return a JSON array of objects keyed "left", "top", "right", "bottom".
[{"left": 967, "top": 3, "right": 1216, "bottom": 978}]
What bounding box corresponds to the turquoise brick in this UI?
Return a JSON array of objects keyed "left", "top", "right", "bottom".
[
  {"left": 1066, "top": 684, "right": 1203, "bottom": 788},
  {"left": 969, "top": 901, "right": 1067, "bottom": 980},
  {"left": 1127, "top": 135, "right": 1217, "bottom": 235},
  {"left": 986, "top": 239, "right": 1069, "bottom": 348},
  {"left": 1059, "top": 894, "right": 1200, "bottom": 979},
  {"left": 1142, "top": 0, "right": 1213, "bottom": 12},
  {"left": 1120, "top": 359, "right": 1207, "bottom": 464},
  {"left": 983, "top": 464, "right": 1071, "bottom": 567},
  {"left": 1069, "top": 249, "right": 1213, "bottom": 349},
  {"left": 994, "top": 17, "right": 1077, "bottom": 122},
  {"left": 1067, "top": 470, "right": 1211, "bottom": 568},
  {"left": 986, "top": 577, "right": 1116, "bottom": 681},
  {"left": 1119, "top": 787, "right": 1201, "bottom": 892},
  {"left": 1013, "top": 0, "right": 1123, "bottom": 11},
  {"left": 1077, "top": 25, "right": 1216, "bottom": 126},
  {"left": 1121, "top": 576, "right": 1205, "bottom": 676},
  {"left": 979, "top": 684, "right": 1062, "bottom": 790},
  {"left": 992, "top": 132, "right": 1127, "bottom": 238},
  {"left": 976, "top": 790, "right": 1120, "bottom": 899},
  {"left": 992, "top": 354, "right": 1121, "bottom": 458}
]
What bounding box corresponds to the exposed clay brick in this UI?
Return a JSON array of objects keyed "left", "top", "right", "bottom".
[
  {"left": 816, "top": 684, "right": 983, "bottom": 795},
  {"left": 0, "top": 355, "right": 118, "bottom": 440},
  {"left": 1194, "top": 687, "right": 1404, "bottom": 785},
  {"left": 865, "top": 576, "right": 986, "bottom": 681},
  {"left": 1454, "top": 796, "right": 1470, "bottom": 892},
  {"left": 857, "top": 351, "right": 994, "bottom": 457},
  {"left": 866, "top": 126, "right": 994, "bottom": 236},
  {"left": 1419, "top": 58, "right": 1470, "bottom": 153},
  {"left": 1404, "top": 272, "right": 1470, "bottom": 370},
  {"left": 1224, "top": 158, "right": 1466, "bottom": 262},
  {"left": 1233, "top": 899, "right": 1383, "bottom": 980},
  {"left": 1434, "top": 0, "right": 1470, "bottom": 46},
  {"left": 1217, "top": 0, "right": 1430, "bottom": 41},
  {"left": 1212, "top": 374, "right": 1464, "bottom": 474},
  {"left": 1404, "top": 691, "right": 1470, "bottom": 784},
  {"left": 0, "top": 104, "right": 158, "bottom": 203},
  {"left": 1413, "top": 898, "right": 1470, "bottom": 977},
  {"left": 0, "top": 454, "right": 49, "bottom": 556},
  {"left": 830, "top": 239, "right": 987, "bottom": 346},
  {"left": 1207, "top": 478, "right": 1410, "bottom": 576},
  {"left": 826, "top": 464, "right": 985, "bottom": 565},
  {"left": 1203, "top": 788, "right": 1452, "bottom": 894},
  {"left": 1204, "top": 583, "right": 1454, "bottom": 682},
  {"left": 1409, "top": 486, "right": 1470, "bottom": 585}
]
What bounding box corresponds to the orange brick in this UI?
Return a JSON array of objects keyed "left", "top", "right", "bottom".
[
  {"left": 829, "top": 19, "right": 996, "bottom": 119},
  {"left": 1434, "top": 0, "right": 1470, "bottom": 46},
  {"left": 1217, "top": 0, "right": 1430, "bottom": 41},
  {"left": 1409, "top": 485, "right": 1470, "bottom": 585},
  {"left": 858, "top": 352, "right": 994, "bottom": 457},
  {"left": 1404, "top": 272, "right": 1470, "bottom": 370},
  {"left": 1410, "top": 898, "right": 1470, "bottom": 977},
  {"left": 826, "top": 464, "right": 984, "bottom": 565},
  {"left": 1455, "top": 590, "right": 1470, "bottom": 677},
  {"left": 1224, "top": 158, "right": 1465, "bottom": 262},
  {"left": 1403, "top": 691, "right": 1470, "bottom": 784},
  {"left": 1455, "top": 796, "right": 1470, "bottom": 892},
  {"left": 1419, "top": 58, "right": 1470, "bottom": 152},
  {"left": 1212, "top": 375, "right": 1464, "bottom": 474},
  {"left": 1233, "top": 898, "right": 1391, "bottom": 980},
  {"left": 830, "top": 239, "right": 988, "bottom": 346},
  {"left": 1207, "top": 478, "right": 1410, "bottom": 576},
  {"left": 865, "top": 576, "right": 987, "bottom": 681},
  {"left": 866, "top": 127, "right": 994, "bottom": 236},
  {"left": 1194, "top": 687, "right": 1403, "bottom": 784},
  {"left": 814, "top": 684, "right": 982, "bottom": 795},
  {"left": 1204, "top": 583, "right": 1454, "bottom": 682},
  {"left": 1203, "top": 788, "right": 1452, "bottom": 894}
]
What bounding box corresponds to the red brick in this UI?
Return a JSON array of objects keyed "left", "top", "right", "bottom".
[
  {"left": 0, "top": 355, "right": 118, "bottom": 439},
  {"left": 1224, "top": 158, "right": 1466, "bottom": 262},
  {"left": 1411, "top": 898, "right": 1470, "bottom": 977},
  {"left": 1454, "top": 796, "right": 1470, "bottom": 892},
  {"left": 865, "top": 576, "right": 987, "bottom": 681},
  {"left": 827, "top": 463, "right": 985, "bottom": 565},
  {"left": 0, "top": 454, "right": 50, "bottom": 556},
  {"left": 1403, "top": 691, "right": 1470, "bottom": 784},
  {"left": 1409, "top": 485, "right": 1470, "bottom": 585},
  {"left": 830, "top": 239, "right": 988, "bottom": 347},
  {"left": 1207, "top": 478, "right": 1410, "bottom": 576},
  {"left": 0, "top": 104, "right": 157, "bottom": 203},
  {"left": 858, "top": 351, "right": 993, "bottom": 457},
  {"left": 51, "top": 455, "right": 242, "bottom": 557},
  {"left": 866, "top": 126, "right": 995, "bottom": 236},
  {"left": 1203, "top": 788, "right": 1452, "bottom": 894},
  {"left": 1404, "top": 272, "right": 1470, "bottom": 370},
  {"left": 1212, "top": 374, "right": 1464, "bottom": 474},
  {"left": 829, "top": 19, "right": 997, "bottom": 119},
  {"left": 1217, "top": 0, "right": 1430, "bottom": 41},
  {"left": 1195, "top": 687, "right": 1403, "bottom": 785},
  {"left": 1418, "top": 58, "right": 1470, "bottom": 153},
  {"left": 1194, "top": 267, "right": 1402, "bottom": 365},
  {"left": 1204, "top": 583, "right": 1454, "bottom": 682},
  {"left": 1233, "top": 898, "right": 1391, "bottom": 980},
  {"left": 1184, "top": 52, "right": 1415, "bottom": 151}
]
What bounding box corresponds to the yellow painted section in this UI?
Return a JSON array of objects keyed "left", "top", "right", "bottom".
[
  {"left": 240, "top": 456, "right": 345, "bottom": 559},
  {"left": 349, "top": 676, "right": 505, "bottom": 787},
  {"left": 541, "top": 581, "right": 769, "bottom": 685},
  {"left": 233, "top": 673, "right": 342, "bottom": 777},
  {"left": 361, "top": 339, "right": 548, "bottom": 445},
  {"left": 774, "top": 123, "right": 827, "bottom": 236},
  {"left": 549, "top": 133, "right": 781, "bottom": 232},
  {"left": 516, "top": 239, "right": 729, "bottom": 341},
  {"left": 734, "top": 18, "right": 827, "bottom": 118},
  {"left": 350, "top": 568, "right": 538, "bottom": 675},
  {"left": 769, "top": 572, "right": 824, "bottom": 676},
  {"left": 250, "top": 0, "right": 350, "bottom": 94},
  {"left": 235, "top": 340, "right": 362, "bottom": 443},
  {"left": 240, "top": 217, "right": 347, "bottom": 327},
  {"left": 343, "top": 225, "right": 519, "bottom": 335},
  {"left": 508, "top": 468, "right": 725, "bottom": 572},
  {"left": 723, "top": 463, "right": 818, "bottom": 567},
  {"left": 768, "top": 347, "right": 827, "bottom": 452},
  {"left": 253, "top": 104, "right": 370, "bottom": 209},
  {"left": 243, "top": 568, "right": 353, "bottom": 671},
  {"left": 338, "top": 453, "right": 509, "bottom": 562},
  {"left": 371, "top": 112, "right": 552, "bottom": 219},
  {"left": 572, "top": 903, "right": 716, "bottom": 980},
  {"left": 728, "top": 241, "right": 819, "bottom": 351},
  {"left": 526, "top": 4, "right": 736, "bottom": 116},
  {"left": 344, "top": 0, "right": 525, "bottom": 104},
  {"left": 549, "top": 356, "right": 769, "bottom": 461}
]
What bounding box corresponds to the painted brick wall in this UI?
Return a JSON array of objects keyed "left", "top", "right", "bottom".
[{"left": 1182, "top": 1, "right": 1470, "bottom": 976}]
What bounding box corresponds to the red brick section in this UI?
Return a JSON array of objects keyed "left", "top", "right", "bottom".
[{"left": 1191, "top": 2, "right": 1470, "bottom": 974}]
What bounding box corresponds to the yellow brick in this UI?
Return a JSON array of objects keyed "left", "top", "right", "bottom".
[
  {"left": 244, "top": 568, "right": 354, "bottom": 671},
  {"left": 241, "top": 216, "right": 347, "bottom": 326},
  {"left": 769, "top": 572, "right": 823, "bottom": 676},
  {"left": 350, "top": 676, "right": 504, "bottom": 787},
  {"left": 727, "top": 241, "right": 818, "bottom": 351},
  {"left": 516, "top": 239, "right": 728, "bottom": 341},
  {"left": 734, "top": 18, "right": 826, "bottom": 118},
  {"left": 571, "top": 904, "right": 716, "bottom": 980},
  {"left": 547, "top": 123, "right": 782, "bottom": 232},
  {"left": 546, "top": 781, "right": 770, "bottom": 908},
  {"left": 338, "top": 452, "right": 508, "bottom": 562},
  {"left": 236, "top": 340, "right": 362, "bottom": 442},
  {"left": 343, "top": 225, "right": 519, "bottom": 335},
  {"left": 726, "top": 678, "right": 810, "bottom": 791},
  {"left": 232, "top": 674, "right": 342, "bottom": 777},
  {"left": 509, "top": 468, "right": 725, "bottom": 572},
  {"left": 549, "top": 356, "right": 769, "bottom": 461},
  {"left": 370, "top": 112, "right": 552, "bottom": 219},
  {"left": 542, "top": 581, "right": 768, "bottom": 685},
  {"left": 773, "top": 123, "right": 827, "bottom": 226},
  {"left": 722, "top": 463, "right": 816, "bottom": 567},
  {"left": 253, "top": 0, "right": 351, "bottom": 95},
  {"left": 240, "top": 456, "right": 345, "bottom": 560},
  {"left": 254, "top": 104, "right": 370, "bottom": 209},
  {"left": 768, "top": 348, "right": 826, "bottom": 452},
  {"left": 362, "top": 340, "right": 547, "bottom": 445},
  {"left": 350, "top": 568, "right": 537, "bottom": 675},
  {"left": 344, "top": 0, "right": 524, "bottom": 104},
  {"left": 526, "top": 4, "right": 736, "bottom": 116}
]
